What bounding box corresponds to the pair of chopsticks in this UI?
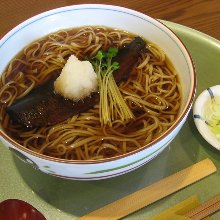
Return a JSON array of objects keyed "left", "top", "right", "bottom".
[
  {"left": 78, "top": 158, "right": 217, "bottom": 220},
  {"left": 184, "top": 194, "right": 220, "bottom": 219}
]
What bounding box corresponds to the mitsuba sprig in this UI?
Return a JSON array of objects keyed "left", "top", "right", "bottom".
[{"left": 91, "top": 47, "right": 134, "bottom": 126}]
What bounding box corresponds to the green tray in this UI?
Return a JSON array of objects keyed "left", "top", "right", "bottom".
[{"left": 0, "top": 21, "right": 220, "bottom": 220}]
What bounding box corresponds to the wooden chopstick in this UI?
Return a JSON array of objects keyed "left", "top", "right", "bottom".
[
  {"left": 184, "top": 194, "right": 220, "bottom": 220},
  {"left": 78, "top": 158, "right": 217, "bottom": 220}
]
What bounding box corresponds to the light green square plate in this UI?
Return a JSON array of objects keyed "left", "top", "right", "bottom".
[{"left": 0, "top": 21, "right": 220, "bottom": 220}]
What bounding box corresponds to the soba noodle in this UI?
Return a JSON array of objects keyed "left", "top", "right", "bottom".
[{"left": 0, "top": 26, "right": 181, "bottom": 160}]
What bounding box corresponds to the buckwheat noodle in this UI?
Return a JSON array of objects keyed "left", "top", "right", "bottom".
[{"left": 0, "top": 26, "right": 181, "bottom": 160}]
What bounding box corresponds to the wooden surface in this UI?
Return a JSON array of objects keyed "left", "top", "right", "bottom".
[{"left": 0, "top": 0, "right": 220, "bottom": 40}]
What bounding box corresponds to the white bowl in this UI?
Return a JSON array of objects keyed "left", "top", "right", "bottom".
[
  {"left": 0, "top": 4, "right": 196, "bottom": 180},
  {"left": 193, "top": 85, "right": 220, "bottom": 150}
]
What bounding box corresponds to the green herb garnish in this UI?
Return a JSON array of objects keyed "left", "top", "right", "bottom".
[{"left": 91, "top": 47, "right": 134, "bottom": 126}]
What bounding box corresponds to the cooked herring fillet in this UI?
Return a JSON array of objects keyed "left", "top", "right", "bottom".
[{"left": 6, "top": 37, "right": 146, "bottom": 128}]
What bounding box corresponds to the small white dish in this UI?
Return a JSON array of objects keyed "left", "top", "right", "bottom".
[{"left": 193, "top": 85, "right": 220, "bottom": 150}]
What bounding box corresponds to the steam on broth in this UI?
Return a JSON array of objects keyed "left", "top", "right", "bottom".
[{"left": 0, "top": 26, "right": 182, "bottom": 160}]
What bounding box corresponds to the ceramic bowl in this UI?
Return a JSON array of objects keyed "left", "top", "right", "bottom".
[
  {"left": 0, "top": 4, "right": 196, "bottom": 180},
  {"left": 193, "top": 85, "right": 220, "bottom": 150}
]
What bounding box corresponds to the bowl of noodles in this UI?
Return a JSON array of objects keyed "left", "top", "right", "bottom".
[{"left": 0, "top": 4, "right": 196, "bottom": 180}]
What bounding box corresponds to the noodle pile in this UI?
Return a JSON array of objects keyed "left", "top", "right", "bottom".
[{"left": 0, "top": 26, "right": 181, "bottom": 160}]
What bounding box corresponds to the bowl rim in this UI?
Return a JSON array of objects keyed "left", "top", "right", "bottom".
[
  {"left": 0, "top": 4, "right": 196, "bottom": 164},
  {"left": 193, "top": 85, "right": 220, "bottom": 150}
]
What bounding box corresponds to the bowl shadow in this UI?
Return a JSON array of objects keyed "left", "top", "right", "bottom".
[{"left": 12, "top": 145, "right": 175, "bottom": 218}]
